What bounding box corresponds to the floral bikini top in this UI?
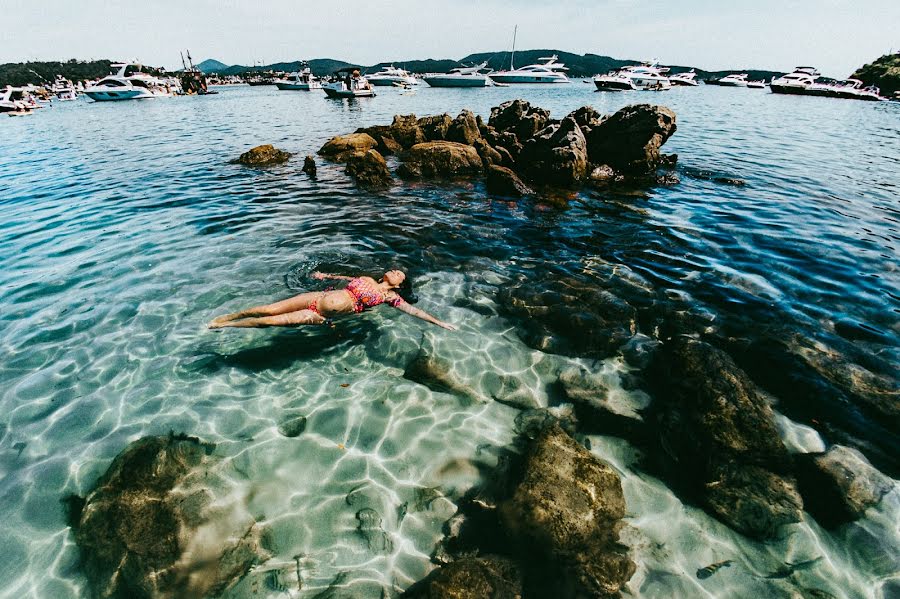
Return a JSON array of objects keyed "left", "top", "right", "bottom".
[{"left": 345, "top": 277, "right": 404, "bottom": 313}]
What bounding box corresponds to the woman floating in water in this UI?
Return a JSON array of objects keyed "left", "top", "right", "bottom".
[{"left": 208, "top": 270, "right": 457, "bottom": 330}]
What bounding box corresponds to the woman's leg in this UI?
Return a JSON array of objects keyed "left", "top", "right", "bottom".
[
  {"left": 209, "top": 309, "right": 326, "bottom": 329},
  {"left": 210, "top": 292, "right": 324, "bottom": 325}
]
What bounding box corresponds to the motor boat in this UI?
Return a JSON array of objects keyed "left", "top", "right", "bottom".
[
  {"left": 365, "top": 65, "right": 417, "bottom": 87},
  {"left": 594, "top": 61, "right": 671, "bottom": 91},
  {"left": 669, "top": 70, "right": 699, "bottom": 86},
  {"left": 747, "top": 80, "right": 766, "bottom": 89},
  {"left": 274, "top": 64, "right": 322, "bottom": 90},
  {"left": 1, "top": 86, "right": 33, "bottom": 114},
  {"left": 83, "top": 63, "right": 171, "bottom": 101},
  {"left": 489, "top": 55, "right": 570, "bottom": 84},
  {"left": 769, "top": 67, "right": 820, "bottom": 95},
  {"left": 712, "top": 73, "right": 749, "bottom": 86},
  {"left": 422, "top": 62, "right": 490, "bottom": 87},
  {"left": 809, "top": 78, "right": 882, "bottom": 101},
  {"left": 51, "top": 75, "right": 78, "bottom": 100},
  {"left": 323, "top": 69, "right": 376, "bottom": 98}
]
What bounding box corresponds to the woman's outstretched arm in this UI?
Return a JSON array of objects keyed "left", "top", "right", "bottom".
[
  {"left": 312, "top": 271, "right": 354, "bottom": 281},
  {"left": 391, "top": 301, "right": 457, "bottom": 330}
]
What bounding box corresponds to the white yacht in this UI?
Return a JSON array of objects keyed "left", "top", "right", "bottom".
[
  {"left": 769, "top": 67, "right": 820, "bottom": 95},
  {"left": 489, "top": 55, "right": 570, "bottom": 84},
  {"left": 323, "top": 69, "right": 376, "bottom": 98},
  {"left": 83, "top": 63, "right": 171, "bottom": 101},
  {"left": 747, "top": 80, "right": 766, "bottom": 89},
  {"left": 51, "top": 75, "right": 78, "bottom": 100},
  {"left": 594, "top": 62, "right": 671, "bottom": 91},
  {"left": 669, "top": 70, "right": 699, "bottom": 87},
  {"left": 422, "top": 62, "right": 490, "bottom": 87},
  {"left": 715, "top": 73, "right": 750, "bottom": 87},
  {"left": 1, "top": 86, "right": 32, "bottom": 113},
  {"left": 365, "top": 65, "right": 417, "bottom": 87},
  {"left": 274, "top": 64, "right": 322, "bottom": 90}
]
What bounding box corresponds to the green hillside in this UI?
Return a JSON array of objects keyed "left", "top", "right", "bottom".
[
  {"left": 851, "top": 53, "right": 900, "bottom": 96},
  {"left": 0, "top": 59, "right": 113, "bottom": 87}
]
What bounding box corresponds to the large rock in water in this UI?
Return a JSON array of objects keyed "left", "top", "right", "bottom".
[
  {"left": 499, "top": 424, "right": 635, "bottom": 597},
  {"left": 585, "top": 104, "right": 676, "bottom": 174},
  {"left": 234, "top": 144, "right": 291, "bottom": 166},
  {"left": 795, "top": 445, "right": 894, "bottom": 528},
  {"left": 67, "top": 434, "right": 269, "bottom": 599},
  {"left": 446, "top": 109, "right": 482, "bottom": 145},
  {"left": 645, "top": 337, "right": 803, "bottom": 539},
  {"left": 488, "top": 99, "right": 551, "bottom": 142},
  {"left": 318, "top": 132, "right": 378, "bottom": 160},
  {"left": 355, "top": 125, "right": 404, "bottom": 155},
  {"left": 390, "top": 114, "right": 427, "bottom": 148},
  {"left": 417, "top": 114, "right": 454, "bottom": 141},
  {"left": 402, "top": 556, "right": 523, "bottom": 599},
  {"left": 345, "top": 149, "right": 393, "bottom": 189},
  {"left": 485, "top": 165, "right": 532, "bottom": 198},
  {"left": 519, "top": 116, "right": 589, "bottom": 185},
  {"left": 397, "top": 141, "right": 483, "bottom": 179}
]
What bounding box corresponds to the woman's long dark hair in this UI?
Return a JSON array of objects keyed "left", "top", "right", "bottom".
[{"left": 396, "top": 275, "right": 418, "bottom": 304}]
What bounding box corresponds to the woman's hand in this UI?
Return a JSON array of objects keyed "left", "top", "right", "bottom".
[{"left": 437, "top": 321, "right": 458, "bottom": 331}]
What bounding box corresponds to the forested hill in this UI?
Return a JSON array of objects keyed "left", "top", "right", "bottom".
[
  {"left": 851, "top": 53, "right": 900, "bottom": 96},
  {"left": 0, "top": 60, "right": 112, "bottom": 87}
]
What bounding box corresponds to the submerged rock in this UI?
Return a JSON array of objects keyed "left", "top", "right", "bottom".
[
  {"left": 67, "top": 433, "right": 269, "bottom": 599},
  {"left": 519, "top": 116, "right": 589, "bottom": 185},
  {"left": 795, "top": 445, "right": 894, "bottom": 528},
  {"left": 485, "top": 165, "right": 532, "bottom": 198},
  {"left": 645, "top": 337, "right": 802, "bottom": 539},
  {"left": 318, "top": 132, "right": 378, "bottom": 160},
  {"left": 402, "top": 556, "right": 523, "bottom": 599},
  {"left": 397, "top": 141, "right": 483, "bottom": 179},
  {"left": 499, "top": 424, "right": 635, "bottom": 597},
  {"left": 345, "top": 149, "right": 393, "bottom": 189},
  {"left": 235, "top": 144, "right": 292, "bottom": 166},
  {"left": 278, "top": 415, "right": 307, "bottom": 438},
  {"left": 585, "top": 104, "right": 677, "bottom": 174}
]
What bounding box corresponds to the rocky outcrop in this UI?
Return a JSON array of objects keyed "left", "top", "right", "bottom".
[
  {"left": 447, "top": 109, "right": 482, "bottom": 145},
  {"left": 397, "top": 141, "right": 483, "bottom": 179},
  {"left": 302, "top": 155, "right": 317, "bottom": 176},
  {"left": 485, "top": 165, "right": 532, "bottom": 198},
  {"left": 66, "top": 434, "right": 269, "bottom": 599},
  {"left": 585, "top": 104, "right": 676, "bottom": 174},
  {"left": 318, "top": 133, "right": 378, "bottom": 160},
  {"left": 417, "top": 114, "right": 453, "bottom": 141},
  {"left": 346, "top": 149, "right": 393, "bottom": 189},
  {"left": 317, "top": 101, "right": 678, "bottom": 193},
  {"left": 488, "top": 99, "right": 551, "bottom": 142},
  {"left": 356, "top": 125, "right": 403, "bottom": 155},
  {"left": 645, "top": 337, "right": 803, "bottom": 539},
  {"left": 795, "top": 445, "right": 894, "bottom": 528},
  {"left": 402, "top": 556, "right": 523, "bottom": 599},
  {"left": 390, "top": 114, "right": 427, "bottom": 148},
  {"left": 519, "top": 116, "right": 589, "bottom": 185},
  {"left": 234, "top": 144, "right": 291, "bottom": 166}
]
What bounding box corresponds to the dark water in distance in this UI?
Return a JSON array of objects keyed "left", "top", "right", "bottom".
[{"left": 0, "top": 84, "right": 897, "bottom": 598}]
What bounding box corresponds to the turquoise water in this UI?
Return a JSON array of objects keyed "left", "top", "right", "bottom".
[{"left": 0, "top": 85, "right": 898, "bottom": 597}]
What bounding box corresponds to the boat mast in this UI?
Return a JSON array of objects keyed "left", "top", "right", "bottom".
[{"left": 510, "top": 25, "right": 518, "bottom": 71}]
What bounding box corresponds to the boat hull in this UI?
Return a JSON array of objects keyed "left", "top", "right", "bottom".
[
  {"left": 422, "top": 76, "right": 487, "bottom": 88},
  {"left": 84, "top": 89, "right": 152, "bottom": 101},
  {"left": 275, "top": 82, "right": 321, "bottom": 91},
  {"left": 323, "top": 88, "right": 376, "bottom": 98},
  {"left": 670, "top": 79, "right": 699, "bottom": 87},
  {"left": 488, "top": 74, "right": 568, "bottom": 84},
  {"left": 770, "top": 84, "right": 810, "bottom": 95}
]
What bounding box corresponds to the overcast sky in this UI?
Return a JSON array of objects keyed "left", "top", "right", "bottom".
[{"left": 3, "top": 0, "right": 898, "bottom": 76}]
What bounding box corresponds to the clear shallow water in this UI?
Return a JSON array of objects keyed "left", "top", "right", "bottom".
[{"left": 0, "top": 85, "right": 898, "bottom": 598}]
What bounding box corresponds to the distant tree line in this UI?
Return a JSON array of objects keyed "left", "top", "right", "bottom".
[
  {"left": 0, "top": 59, "right": 166, "bottom": 87},
  {"left": 851, "top": 53, "right": 900, "bottom": 96}
]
